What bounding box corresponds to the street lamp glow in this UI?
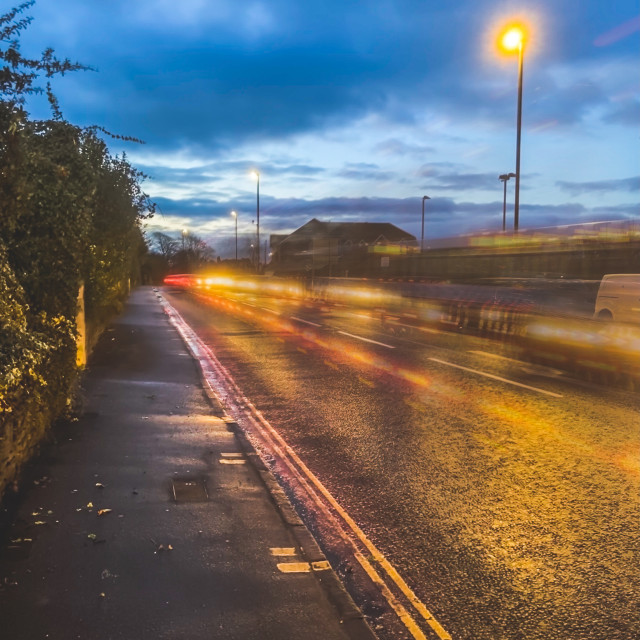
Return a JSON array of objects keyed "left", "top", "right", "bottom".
[{"left": 501, "top": 26, "right": 524, "bottom": 52}]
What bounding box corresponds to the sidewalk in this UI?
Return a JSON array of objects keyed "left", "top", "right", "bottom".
[{"left": 0, "top": 287, "right": 374, "bottom": 640}]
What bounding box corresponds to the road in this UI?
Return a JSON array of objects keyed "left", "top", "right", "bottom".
[{"left": 161, "top": 285, "right": 639, "bottom": 640}]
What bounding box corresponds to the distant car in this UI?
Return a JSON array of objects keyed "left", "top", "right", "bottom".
[{"left": 594, "top": 274, "right": 640, "bottom": 323}]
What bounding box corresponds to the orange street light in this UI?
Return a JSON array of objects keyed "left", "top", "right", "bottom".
[{"left": 500, "top": 26, "right": 525, "bottom": 52}]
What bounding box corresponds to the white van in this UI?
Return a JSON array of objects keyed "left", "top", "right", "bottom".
[{"left": 594, "top": 274, "right": 640, "bottom": 323}]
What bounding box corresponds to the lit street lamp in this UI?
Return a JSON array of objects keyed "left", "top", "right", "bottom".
[
  {"left": 230, "top": 210, "right": 238, "bottom": 260},
  {"left": 421, "top": 195, "right": 430, "bottom": 252},
  {"left": 499, "top": 173, "right": 516, "bottom": 231},
  {"left": 499, "top": 24, "right": 526, "bottom": 232},
  {"left": 251, "top": 171, "right": 260, "bottom": 269}
]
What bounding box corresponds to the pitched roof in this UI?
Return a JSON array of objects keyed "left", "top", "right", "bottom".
[{"left": 283, "top": 218, "right": 416, "bottom": 245}]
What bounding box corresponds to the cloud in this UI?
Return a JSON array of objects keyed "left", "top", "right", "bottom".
[
  {"left": 25, "top": 0, "right": 640, "bottom": 157},
  {"left": 431, "top": 173, "right": 504, "bottom": 191},
  {"left": 373, "top": 138, "right": 436, "bottom": 157},
  {"left": 415, "top": 164, "right": 515, "bottom": 192},
  {"left": 149, "top": 192, "right": 639, "bottom": 244},
  {"left": 15, "top": 0, "right": 639, "bottom": 248},
  {"left": 602, "top": 98, "right": 640, "bottom": 126},
  {"left": 556, "top": 176, "right": 640, "bottom": 196}
]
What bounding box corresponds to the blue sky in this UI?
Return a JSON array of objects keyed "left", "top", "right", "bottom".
[{"left": 13, "top": 0, "right": 640, "bottom": 255}]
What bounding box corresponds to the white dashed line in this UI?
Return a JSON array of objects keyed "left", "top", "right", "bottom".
[
  {"left": 337, "top": 331, "right": 395, "bottom": 349},
  {"left": 428, "top": 357, "right": 563, "bottom": 398},
  {"left": 468, "top": 350, "right": 565, "bottom": 375},
  {"left": 291, "top": 316, "right": 322, "bottom": 327}
]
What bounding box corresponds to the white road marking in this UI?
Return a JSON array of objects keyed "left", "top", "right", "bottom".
[
  {"left": 389, "top": 320, "right": 441, "bottom": 335},
  {"left": 468, "top": 350, "right": 565, "bottom": 375},
  {"left": 428, "top": 357, "right": 563, "bottom": 397},
  {"left": 291, "top": 316, "right": 322, "bottom": 327},
  {"left": 337, "top": 330, "right": 395, "bottom": 349},
  {"left": 259, "top": 307, "right": 279, "bottom": 315}
]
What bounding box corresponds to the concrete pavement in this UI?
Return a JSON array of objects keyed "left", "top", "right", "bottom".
[{"left": 0, "top": 287, "right": 375, "bottom": 640}]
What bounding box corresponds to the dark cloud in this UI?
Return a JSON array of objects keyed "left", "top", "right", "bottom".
[
  {"left": 556, "top": 176, "right": 640, "bottom": 196},
  {"left": 152, "top": 192, "right": 638, "bottom": 246},
  {"left": 22, "top": 0, "right": 638, "bottom": 155},
  {"left": 139, "top": 160, "right": 326, "bottom": 186},
  {"left": 415, "top": 165, "right": 525, "bottom": 192}
]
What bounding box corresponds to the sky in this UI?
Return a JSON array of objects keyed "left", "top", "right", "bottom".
[{"left": 11, "top": 0, "right": 640, "bottom": 256}]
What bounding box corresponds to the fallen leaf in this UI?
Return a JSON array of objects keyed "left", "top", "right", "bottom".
[
  {"left": 87, "top": 533, "right": 97, "bottom": 540},
  {"left": 97, "top": 509, "right": 112, "bottom": 516},
  {"left": 87, "top": 502, "right": 93, "bottom": 508},
  {"left": 95, "top": 483, "right": 105, "bottom": 489}
]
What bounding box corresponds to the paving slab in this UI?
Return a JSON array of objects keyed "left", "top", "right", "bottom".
[{"left": 0, "top": 287, "right": 372, "bottom": 640}]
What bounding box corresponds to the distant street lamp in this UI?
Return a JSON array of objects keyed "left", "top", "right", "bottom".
[
  {"left": 499, "top": 24, "right": 526, "bottom": 232},
  {"left": 181, "top": 228, "right": 188, "bottom": 271},
  {"left": 499, "top": 173, "right": 516, "bottom": 231},
  {"left": 421, "top": 195, "right": 430, "bottom": 252},
  {"left": 231, "top": 210, "right": 238, "bottom": 260},
  {"left": 251, "top": 171, "right": 260, "bottom": 268}
]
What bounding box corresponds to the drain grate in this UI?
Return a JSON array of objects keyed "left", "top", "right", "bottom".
[
  {"left": 171, "top": 477, "right": 209, "bottom": 503},
  {"left": 5, "top": 537, "right": 34, "bottom": 560}
]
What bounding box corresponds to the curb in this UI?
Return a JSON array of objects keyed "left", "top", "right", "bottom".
[{"left": 178, "top": 317, "right": 378, "bottom": 640}]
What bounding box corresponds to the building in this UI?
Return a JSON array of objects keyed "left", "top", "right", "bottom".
[{"left": 270, "top": 218, "right": 418, "bottom": 277}]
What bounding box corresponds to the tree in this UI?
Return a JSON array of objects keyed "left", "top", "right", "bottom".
[{"left": 150, "top": 231, "right": 179, "bottom": 263}]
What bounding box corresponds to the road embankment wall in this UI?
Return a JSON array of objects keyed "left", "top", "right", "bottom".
[{"left": 0, "top": 282, "right": 130, "bottom": 502}]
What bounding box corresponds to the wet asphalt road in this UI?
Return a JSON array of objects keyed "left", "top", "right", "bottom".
[{"left": 163, "top": 287, "right": 639, "bottom": 640}]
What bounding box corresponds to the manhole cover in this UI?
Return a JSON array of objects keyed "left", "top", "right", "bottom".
[{"left": 171, "top": 477, "right": 209, "bottom": 502}]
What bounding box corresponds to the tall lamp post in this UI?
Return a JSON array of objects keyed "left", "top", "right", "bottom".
[
  {"left": 251, "top": 171, "right": 260, "bottom": 269},
  {"left": 499, "top": 173, "right": 516, "bottom": 231},
  {"left": 500, "top": 25, "right": 526, "bottom": 232},
  {"left": 421, "top": 195, "right": 430, "bottom": 252},
  {"left": 230, "top": 211, "right": 238, "bottom": 260}
]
